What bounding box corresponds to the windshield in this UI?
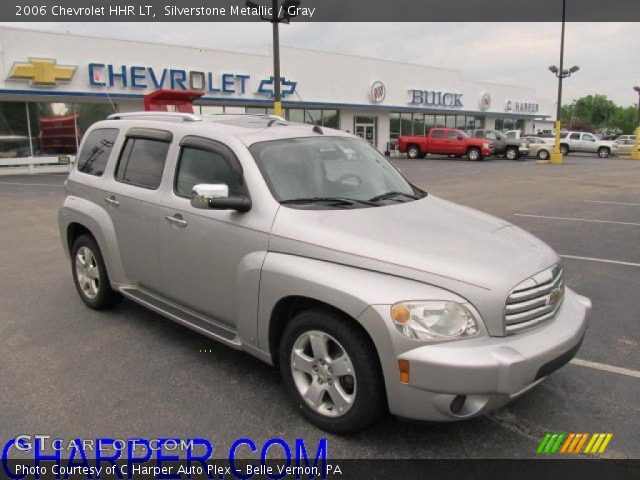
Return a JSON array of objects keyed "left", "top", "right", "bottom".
[{"left": 250, "top": 136, "right": 424, "bottom": 208}]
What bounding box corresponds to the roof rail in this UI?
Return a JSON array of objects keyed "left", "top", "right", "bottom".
[{"left": 107, "top": 112, "right": 202, "bottom": 122}]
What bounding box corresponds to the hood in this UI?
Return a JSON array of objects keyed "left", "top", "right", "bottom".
[{"left": 269, "top": 196, "right": 559, "bottom": 335}]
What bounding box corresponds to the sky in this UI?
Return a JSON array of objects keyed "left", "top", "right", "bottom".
[{"left": 2, "top": 22, "right": 638, "bottom": 107}]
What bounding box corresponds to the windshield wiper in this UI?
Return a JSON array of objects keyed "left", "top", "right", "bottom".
[
  {"left": 280, "top": 197, "right": 378, "bottom": 207},
  {"left": 368, "top": 191, "right": 420, "bottom": 202}
]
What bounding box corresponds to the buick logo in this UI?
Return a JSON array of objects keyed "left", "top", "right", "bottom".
[
  {"left": 370, "top": 81, "right": 386, "bottom": 103},
  {"left": 547, "top": 287, "right": 563, "bottom": 306},
  {"left": 479, "top": 92, "right": 491, "bottom": 111}
]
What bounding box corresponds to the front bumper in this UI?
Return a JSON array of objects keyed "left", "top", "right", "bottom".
[{"left": 362, "top": 288, "right": 590, "bottom": 421}]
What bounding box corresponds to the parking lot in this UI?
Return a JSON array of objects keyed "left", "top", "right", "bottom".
[{"left": 1, "top": 153, "right": 638, "bottom": 459}]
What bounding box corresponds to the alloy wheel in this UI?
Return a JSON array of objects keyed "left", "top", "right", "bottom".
[
  {"left": 290, "top": 330, "right": 357, "bottom": 417},
  {"left": 75, "top": 246, "right": 100, "bottom": 299}
]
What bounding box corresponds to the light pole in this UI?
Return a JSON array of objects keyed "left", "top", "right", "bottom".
[
  {"left": 632, "top": 86, "right": 640, "bottom": 159},
  {"left": 246, "top": 0, "right": 300, "bottom": 118},
  {"left": 547, "top": 0, "right": 580, "bottom": 165}
]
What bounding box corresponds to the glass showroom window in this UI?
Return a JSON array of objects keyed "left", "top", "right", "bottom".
[
  {"left": 445, "top": 115, "right": 456, "bottom": 129},
  {"left": 0, "top": 101, "right": 32, "bottom": 158},
  {"left": 198, "top": 105, "right": 225, "bottom": 115},
  {"left": 413, "top": 113, "right": 425, "bottom": 136},
  {"left": 455, "top": 115, "right": 466, "bottom": 131},
  {"left": 435, "top": 115, "right": 446, "bottom": 128},
  {"left": 0, "top": 101, "right": 115, "bottom": 159},
  {"left": 400, "top": 113, "right": 412, "bottom": 136},
  {"left": 390, "top": 113, "right": 400, "bottom": 140},
  {"left": 424, "top": 115, "right": 435, "bottom": 133},
  {"left": 285, "top": 108, "right": 305, "bottom": 123},
  {"left": 245, "top": 106, "right": 268, "bottom": 115},
  {"left": 321, "top": 109, "right": 339, "bottom": 129}
]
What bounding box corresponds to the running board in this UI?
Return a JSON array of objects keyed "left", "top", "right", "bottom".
[{"left": 119, "top": 287, "right": 242, "bottom": 348}]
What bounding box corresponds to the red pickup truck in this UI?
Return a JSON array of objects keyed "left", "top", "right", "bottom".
[{"left": 397, "top": 128, "right": 493, "bottom": 160}]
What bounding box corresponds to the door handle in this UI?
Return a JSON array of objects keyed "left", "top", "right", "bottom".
[
  {"left": 104, "top": 196, "right": 119, "bottom": 207},
  {"left": 165, "top": 215, "right": 188, "bottom": 227}
]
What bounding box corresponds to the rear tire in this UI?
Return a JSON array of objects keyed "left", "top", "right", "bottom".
[
  {"left": 537, "top": 149, "right": 550, "bottom": 161},
  {"left": 279, "top": 308, "right": 386, "bottom": 434},
  {"left": 467, "top": 147, "right": 481, "bottom": 161},
  {"left": 598, "top": 147, "right": 610, "bottom": 158},
  {"left": 407, "top": 145, "right": 420, "bottom": 159},
  {"left": 505, "top": 147, "right": 519, "bottom": 160},
  {"left": 71, "top": 234, "right": 121, "bottom": 309},
  {"left": 559, "top": 144, "right": 570, "bottom": 155}
]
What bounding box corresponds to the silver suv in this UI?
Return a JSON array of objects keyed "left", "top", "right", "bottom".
[{"left": 59, "top": 112, "right": 591, "bottom": 433}]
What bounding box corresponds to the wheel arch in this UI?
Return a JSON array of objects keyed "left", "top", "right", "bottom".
[{"left": 58, "top": 196, "right": 128, "bottom": 285}]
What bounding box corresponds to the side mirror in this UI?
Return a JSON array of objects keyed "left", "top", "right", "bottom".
[{"left": 191, "top": 184, "right": 251, "bottom": 212}]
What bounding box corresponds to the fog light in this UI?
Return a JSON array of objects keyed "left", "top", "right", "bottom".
[{"left": 450, "top": 395, "right": 466, "bottom": 414}]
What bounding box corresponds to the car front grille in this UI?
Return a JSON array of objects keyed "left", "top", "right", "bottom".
[{"left": 504, "top": 264, "right": 564, "bottom": 334}]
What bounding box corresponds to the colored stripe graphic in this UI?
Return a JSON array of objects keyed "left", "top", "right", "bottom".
[
  {"left": 539, "top": 432, "right": 613, "bottom": 454},
  {"left": 537, "top": 433, "right": 565, "bottom": 453}
]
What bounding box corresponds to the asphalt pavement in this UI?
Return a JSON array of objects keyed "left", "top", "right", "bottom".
[{"left": 0, "top": 153, "right": 638, "bottom": 459}]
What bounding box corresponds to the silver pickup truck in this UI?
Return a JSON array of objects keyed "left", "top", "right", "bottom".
[{"left": 59, "top": 112, "right": 590, "bottom": 433}]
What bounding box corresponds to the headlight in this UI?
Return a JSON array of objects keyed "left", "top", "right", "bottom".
[{"left": 390, "top": 301, "right": 480, "bottom": 340}]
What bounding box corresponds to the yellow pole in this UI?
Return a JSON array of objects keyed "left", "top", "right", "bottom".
[
  {"left": 631, "top": 126, "right": 640, "bottom": 160},
  {"left": 273, "top": 101, "right": 282, "bottom": 118},
  {"left": 550, "top": 120, "right": 564, "bottom": 164}
]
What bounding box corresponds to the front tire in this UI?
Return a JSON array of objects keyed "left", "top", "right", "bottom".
[
  {"left": 467, "top": 147, "right": 481, "bottom": 161},
  {"left": 598, "top": 147, "right": 610, "bottom": 158},
  {"left": 279, "top": 309, "right": 385, "bottom": 434},
  {"left": 71, "top": 234, "right": 121, "bottom": 309}
]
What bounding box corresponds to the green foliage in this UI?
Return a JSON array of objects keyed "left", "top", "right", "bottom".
[{"left": 561, "top": 94, "right": 638, "bottom": 134}]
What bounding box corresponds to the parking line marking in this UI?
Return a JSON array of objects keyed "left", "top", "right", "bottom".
[
  {"left": 570, "top": 358, "right": 640, "bottom": 379},
  {"left": 584, "top": 200, "right": 640, "bottom": 206},
  {"left": 560, "top": 254, "right": 640, "bottom": 267},
  {"left": 0, "top": 181, "right": 63, "bottom": 187},
  {"left": 514, "top": 213, "right": 640, "bottom": 227}
]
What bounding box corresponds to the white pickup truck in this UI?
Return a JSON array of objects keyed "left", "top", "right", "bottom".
[{"left": 559, "top": 131, "right": 614, "bottom": 158}]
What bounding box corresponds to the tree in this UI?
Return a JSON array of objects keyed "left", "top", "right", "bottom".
[{"left": 561, "top": 94, "right": 637, "bottom": 134}]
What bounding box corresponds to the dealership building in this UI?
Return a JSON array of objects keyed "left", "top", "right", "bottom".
[{"left": 0, "top": 26, "right": 554, "bottom": 161}]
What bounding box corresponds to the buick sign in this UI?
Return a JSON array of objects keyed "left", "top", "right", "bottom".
[
  {"left": 479, "top": 92, "right": 491, "bottom": 111},
  {"left": 370, "top": 81, "right": 386, "bottom": 103},
  {"left": 409, "top": 89, "right": 464, "bottom": 108}
]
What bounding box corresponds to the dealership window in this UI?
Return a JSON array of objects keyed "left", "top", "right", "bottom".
[
  {"left": 0, "top": 100, "right": 115, "bottom": 159},
  {"left": 412, "top": 113, "right": 425, "bottom": 137},
  {"left": 198, "top": 105, "right": 225, "bottom": 115},
  {"left": 0, "top": 101, "right": 32, "bottom": 158},
  {"left": 424, "top": 115, "right": 435, "bottom": 133},
  {"left": 434, "top": 115, "right": 446, "bottom": 128},
  {"left": 455, "top": 115, "right": 466, "bottom": 130},
  {"left": 495, "top": 118, "right": 524, "bottom": 132},
  {"left": 284, "top": 108, "right": 339, "bottom": 128},
  {"left": 400, "top": 113, "right": 412, "bottom": 136},
  {"left": 445, "top": 116, "right": 456, "bottom": 129},
  {"left": 389, "top": 113, "right": 400, "bottom": 140}
]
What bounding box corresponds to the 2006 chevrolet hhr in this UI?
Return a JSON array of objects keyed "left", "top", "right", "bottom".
[{"left": 59, "top": 112, "right": 591, "bottom": 433}]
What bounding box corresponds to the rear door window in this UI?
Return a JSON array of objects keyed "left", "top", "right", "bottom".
[
  {"left": 431, "top": 130, "right": 445, "bottom": 139},
  {"left": 115, "top": 137, "right": 170, "bottom": 189},
  {"left": 77, "top": 129, "right": 119, "bottom": 176}
]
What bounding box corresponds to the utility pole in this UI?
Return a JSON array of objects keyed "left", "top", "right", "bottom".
[
  {"left": 247, "top": 0, "right": 301, "bottom": 118},
  {"left": 546, "top": 0, "right": 579, "bottom": 165}
]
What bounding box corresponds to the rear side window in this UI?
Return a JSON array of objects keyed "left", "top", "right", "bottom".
[
  {"left": 431, "top": 130, "right": 445, "bottom": 139},
  {"left": 570, "top": 133, "right": 581, "bottom": 140},
  {"left": 175, "top": 147, "right": 243, "bottom": 198},
  {"left": 115, "top": 137, "right": 170, "bottom": 189},
  {"left": 77, "top": 129, "right": 118, "bottom": 176}
]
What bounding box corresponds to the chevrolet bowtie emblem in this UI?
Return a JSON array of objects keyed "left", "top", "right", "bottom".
[{"left": 7, "top": 58, "right": 77, "bottom": 86}]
